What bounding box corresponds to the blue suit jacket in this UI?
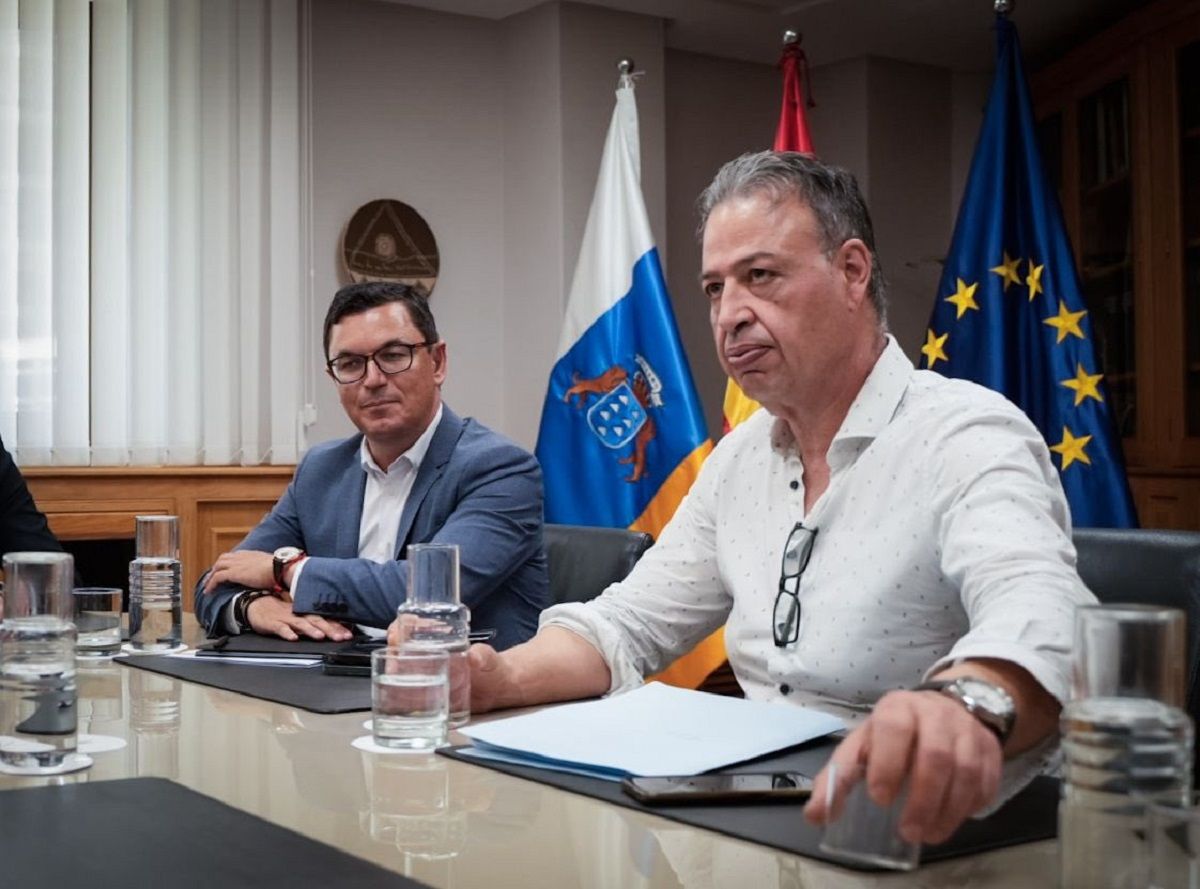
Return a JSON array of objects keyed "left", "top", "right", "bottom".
[{"left": 194, "top": 406, "right": 549, "bottom": 651}]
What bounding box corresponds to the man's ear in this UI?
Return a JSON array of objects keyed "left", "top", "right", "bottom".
[
  {"left": 431, "top": 341, "right": 448, "bottom": 385},
  {"left": 837, "top": 238, "right": 872, "bottom": 310}
]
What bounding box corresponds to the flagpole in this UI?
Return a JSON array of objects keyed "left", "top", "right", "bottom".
[{"left": 783, "top": 29, "right": 798, "bottom": 45}]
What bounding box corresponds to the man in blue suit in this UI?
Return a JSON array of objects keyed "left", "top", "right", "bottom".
[{"left": 195, "top": 282, "right": 549, "bottom": 651}]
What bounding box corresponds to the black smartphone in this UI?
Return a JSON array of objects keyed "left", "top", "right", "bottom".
[
  {"left": 621, "top": 772, "right": 815, "bottom": 805},
  {"left": 321, "top": 650, "right": 371, "bottom": 676},
  {"left": 321, "top": 630, "right": 497, "bottom": 676}
]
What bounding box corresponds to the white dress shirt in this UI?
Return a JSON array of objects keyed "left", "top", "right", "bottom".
[
  {"left": 543, "top": 336, "right": 1094, "bottom": 724},
  {"left": 226, "top": 405, "right": 443, "bottom": 634}
]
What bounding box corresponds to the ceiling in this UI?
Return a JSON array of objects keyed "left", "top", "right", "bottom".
[{"left": 392, "top": 0, "right": 1149, "bottom": 73}]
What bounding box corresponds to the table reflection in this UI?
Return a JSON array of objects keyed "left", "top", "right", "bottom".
[{"left": 128, "top": 668, "right": 179, "bottom": 780}]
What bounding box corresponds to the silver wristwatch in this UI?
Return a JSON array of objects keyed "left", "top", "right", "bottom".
[{"left": 915, "top": 677, "right": 1016, "bottom": 744}]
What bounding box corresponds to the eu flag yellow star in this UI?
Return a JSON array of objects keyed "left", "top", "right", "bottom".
[
  {"left": 944, "top": 278, "right": 980, "bottom": 320},
  {"left": 1050, "top": 426, "right": 1093, "bottom": 470},
  {"left": 1025, "top": 262, "right": 1044, "bottom": 301},
  {"left": 1061, "top": 363, "right": 1104, "bottom": 406},
  {"left": 1043, "top": 301, "right": 1087, "bottom": 344},
  {"left": 921, "top": 329, "right": 949, "bottom": 370},
  {"left": 989, "top": 252, "right": 1022, "bottom": 292}
]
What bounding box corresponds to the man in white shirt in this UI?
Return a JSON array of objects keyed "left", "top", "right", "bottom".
[
  {"left": 451, "top": 151, "right": 1094, "bottom": 843},
  {"left": 196, "top": 282, "right": 549, "bottom": 651}
]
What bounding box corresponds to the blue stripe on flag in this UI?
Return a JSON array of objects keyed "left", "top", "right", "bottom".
[{"left": 536, "top": 248, "right": 709, "bottom": 528}]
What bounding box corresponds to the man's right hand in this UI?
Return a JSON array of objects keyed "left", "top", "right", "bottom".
[
  {"left": 246, "top": 595, "right": 353, "bottom": 642},
  {"left": 468, "top": 643, "right": 517, "bottom": 714}
]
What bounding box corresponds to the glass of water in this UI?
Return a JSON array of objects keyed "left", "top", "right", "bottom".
[
  {"left": 0, "top": 552, "right": 85, "bottom": 773},
  {"left": 1061, "top": 605, "right": 1194, "bottom": 889},
  {"left": 72, "top": 587, "right": 122, "bottom": 658},
  {"left": 371, "top": 647, "right": 449, "bottom": 752},
  {"left": 128, "top": 515, "right": 183, "bottom": 652}
]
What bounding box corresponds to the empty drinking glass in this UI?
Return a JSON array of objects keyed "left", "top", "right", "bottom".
[{"left": 818, "top": 761, "right": 921, "bottom": 871}]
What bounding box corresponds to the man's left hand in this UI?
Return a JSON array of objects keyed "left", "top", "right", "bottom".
[
  {"left": 201, "top": 550, "right": 275, "bottom": 595},
  {"left": 803, "top": 689, "right": 1003, "bottom": 845}
]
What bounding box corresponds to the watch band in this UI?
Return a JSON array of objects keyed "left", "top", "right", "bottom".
[
  {"left": 272, "top": 547, "right": 306, "bottom": 592},
  {"left": 234, "top": 589, "right": 273, "bottom": 632},
  {"left": 914, "top": 677, "right": 1016, "bottom": 744}
]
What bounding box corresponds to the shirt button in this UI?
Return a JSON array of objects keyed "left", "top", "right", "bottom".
[
  {"left": 789, "top": 480, "right": 799, "bottom": 490},
  {"left": 780, "top": 683, "right": 792, "bottom": 695}
]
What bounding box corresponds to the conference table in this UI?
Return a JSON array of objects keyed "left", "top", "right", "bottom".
[{"left": 0, "top": 624, "right": 1061, "bottom": 888}]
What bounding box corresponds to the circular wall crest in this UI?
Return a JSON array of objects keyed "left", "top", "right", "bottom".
[{"left": 342, "top": 199, "right": 439, "bottom": 294}]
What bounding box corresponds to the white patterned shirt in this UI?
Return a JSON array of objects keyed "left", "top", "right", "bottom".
[{"left": 543, "top": 337, "right": 1096, "bottom": 724}]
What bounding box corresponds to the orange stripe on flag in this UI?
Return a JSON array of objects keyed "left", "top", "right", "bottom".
[
  {"left": 629, "top": 441, "right": 712, "bottom": 539},
  {"left": 629, "top": 441, "right": 728, "bottom": 690},
  {"left": 722, "top": 379, "right": 761, "bottom": 433}
]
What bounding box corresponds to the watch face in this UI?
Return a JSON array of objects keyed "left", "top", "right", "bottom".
[
  {"left": 958, "top": 679, "right": 1012, "bottom": 712},
  {"left": 274, "top": 546, "right": 303, "bottom": 562}
]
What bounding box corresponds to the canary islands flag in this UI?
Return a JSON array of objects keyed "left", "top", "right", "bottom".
[
  {"left": 536, "top": 75, "right": 710, "bottom": 537},
  {"left": 536, "top": 75, "right": 715, "bottom": 686},
  {"left": 922, "top": 14, "right": 1136, "bottom": 528}
]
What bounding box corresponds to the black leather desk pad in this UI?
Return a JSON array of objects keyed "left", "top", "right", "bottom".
[
  {"left": 441, "top": 739, "right": 1059, "bottom": 871},
  {"left": 0, "top": 777, "right": 426, "bottom": 889},
  {"left": 116, "top": 653, "right": 371, "bottom": 713}
]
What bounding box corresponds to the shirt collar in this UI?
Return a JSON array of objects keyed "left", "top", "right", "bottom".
[
  {"left": 769, "top": 335, "right": 912, "bottom": 452},
  {"left": 358, "top": 403, "right": 444, "bottom": 478}
]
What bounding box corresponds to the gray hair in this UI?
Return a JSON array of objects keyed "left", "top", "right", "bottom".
[{"left": 697, "top": 150, "right": 888, "bottom": 324}]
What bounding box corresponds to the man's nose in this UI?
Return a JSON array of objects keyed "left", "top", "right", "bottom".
[
  {"left": 361, "top": 356, "right": 388, "bottom": 386},
  {"left": 714, "top": 283, "right": 753, "bottom": 334}
]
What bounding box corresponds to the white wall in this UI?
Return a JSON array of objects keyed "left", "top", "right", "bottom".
[
  {"left": 308, "top": 0, "right": 670, "bottom": 451},
  {"left": 308, "top": 0, "right": 506, "bottom": 445},
  {"left": 663, "top": 49, "right": 778, "bottom": 437},
  {"left": 305, "top": 0, "right": 992, "bottom": 451},
  {"left": 866, "top": 57, "right": 952, "bottom": 361}
]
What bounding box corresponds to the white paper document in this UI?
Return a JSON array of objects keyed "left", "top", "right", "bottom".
[{"left": 459, "top": 681, "right": 844, "bottom": 779}]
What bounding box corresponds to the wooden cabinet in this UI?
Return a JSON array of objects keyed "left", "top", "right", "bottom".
[
  {"left": 1033, "top": 0, "right": 1200, "bottom": 528},
  {"left": 22, "top": 467, "right": 293, "bottom": 612}
]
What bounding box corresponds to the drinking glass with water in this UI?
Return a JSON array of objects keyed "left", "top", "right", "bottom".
[
  {"left": 371, "top": 647, "right": 449, "bottom": 751},
  {"left": 72, "top": 587, "right": 123, "bottom": 658},
  {"left": 395, "top": 544, "right": 470, "bottom": 727},
  {"left": 1060, "top": 604, "right": 1194, "bottom": 889},
  {"left": 128, "top": 515, "right": 183, "bottom": 652},
  {"left": 0, "top": 552, "right": 88, "bottom": 774}
]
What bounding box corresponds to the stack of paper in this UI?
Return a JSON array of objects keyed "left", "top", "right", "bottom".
[{"left": 457, "top": 682, "right": 844, "bottom": 780}]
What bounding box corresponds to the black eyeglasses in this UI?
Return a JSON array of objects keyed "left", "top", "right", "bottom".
[
  {"left": 773, "top": 522, "right": 817, "bottom": 648},
  {"left": 326, "top": 341, "right": 431, "bottom": 384}
]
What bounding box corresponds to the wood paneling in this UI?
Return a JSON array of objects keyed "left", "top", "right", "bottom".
[{"left": 23, "top": 467, "right": 293, "bottom": 611}]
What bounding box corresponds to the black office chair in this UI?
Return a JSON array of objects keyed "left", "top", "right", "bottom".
[
  {"left": 543, "top": 523, "right": 653, "bottom": 605},
  {"left": 1073, "top": 527, "right": 1200, "bottom": 733}
]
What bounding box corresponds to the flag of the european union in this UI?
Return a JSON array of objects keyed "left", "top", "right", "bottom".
[{"left": 921, "top": 14, "right": 1137, "bottom": 528}]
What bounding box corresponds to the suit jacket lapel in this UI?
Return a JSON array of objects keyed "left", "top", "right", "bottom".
[
  {"left": 335, "top": 440, "right": 369, "bottom": 557},
  {"left": 394, "top": 406, "right": 464, "bottom": 558}
]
